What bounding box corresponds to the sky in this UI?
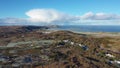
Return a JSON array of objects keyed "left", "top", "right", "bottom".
[{"left": 0, "top": 0, "right": 120, "bottom": 25}]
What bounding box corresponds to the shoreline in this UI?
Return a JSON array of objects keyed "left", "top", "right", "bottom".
[
  {"left": 49, "top": 29, "right": 120, "bottom": 37},
  {"left": 74, "top": 31, "right": 120, "bottom": 37}
]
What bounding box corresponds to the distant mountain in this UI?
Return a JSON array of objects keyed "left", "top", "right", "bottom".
[{"left": 0, "top": 26, "right": 49, "bottom": 38}]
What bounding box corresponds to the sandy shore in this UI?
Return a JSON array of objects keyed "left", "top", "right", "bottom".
[
  {"left": 48, "top": 29, "right": 120, "bottom": 38},
  {"left": 74, "top": 31, "right": 120, "bottom": 38}
]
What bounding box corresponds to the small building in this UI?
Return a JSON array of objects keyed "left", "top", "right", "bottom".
[
  {"left": 30, "top": 44, "right": 34, "bottom": 46},
  {"left": 63, "top": 40, "right": 69, "bottom": 43},
  {"left": 109, "top": 60, "right": 120, "bottom": 66},
  {"left": 42, "top": 31, "right": 51, "bottom": 34},
  {"left": 114, "top": 60, "right": 120, "bottom": 64},
  {"left": 106, "top": 54, "right": 115, "bottom": 58},
  {"left": 0, "top": 57, "right": 6, "bottom": 62},
  {"left": 70, "top": 42, "right": 74, "bottom": 45},
  {"left": 57, "top": 42, "right": 65, "bottom": 47},
  {"left": 23, "top": 56, "right": 32, "bottom": 63},
  {"left": 12, "top": 63, "right": 21, "bottom": 67},
  {"left": 81, "top": 45, "right": 88, "bottom": 50},
  {"left": 0, "top": 57, "right": 8, "bottom": 63},
  {"left": 78, "top": 44, "right": 82, "bottom": 46}
]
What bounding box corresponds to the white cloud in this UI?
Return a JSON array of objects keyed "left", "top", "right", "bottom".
[
  {"left": 26, "top": 9, "right": 77, "bottom": 23},
  {"left": 80, "top": 12, "right": 120, "bottom": 20},
  {"left": 0, "top": 9, "right": 120, "bottom": 25},
  {"left": 74, "top": 20, "right": 120, "bottom": 25},
  {"left": 80, "top": 12, "right": 94, "bottom": 20},
  {"left": 0, "top": 18, "right": 29, "bottom": 25},
  {"left": 0, "top": 18, "right": 26, "bottom": 23}
]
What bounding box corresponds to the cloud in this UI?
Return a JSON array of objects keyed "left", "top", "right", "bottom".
[
  {"left": 73, "top": 20, "right": 120, "bottom": 25},
  {"left": 0, "top": 18, "right": 29, "bottom": 25},
  {"left": 26, "top": 9, "right": 77, "bottom": 24},
  {"left": 0, "top": 9, "right": 120, "bottom": 25},
  {"left": 80, "top": 12, "right": 120, "bottom": 20},
  {"left": 0, "top": 18, "right": 25, "bottom": 23}
]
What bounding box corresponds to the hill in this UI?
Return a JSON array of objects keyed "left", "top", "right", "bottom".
[{"left": 0, "top": 26, "right": 119, "bottom": 68}]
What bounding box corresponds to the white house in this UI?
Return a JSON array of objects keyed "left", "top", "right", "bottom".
[
  {"left": 70, "top": 42, "right": 74, "bottom": 45},
  {"left": 105, "top": 54, "right": 115, "bottom": 58},
  {"left": 42, "top": 31, "right": 51, "bottom": 34},
  {"left": 63, "top": 40, "right": 69, "bottom": 43},
  {"left": 114, "top": 60, "right": 120, "bottom": 64},
  {"left": 109, "top": 60, "right": 120, "bottom": 65},
  {"left": 78, "top": 44, "right": 82, "bottom": 47}
]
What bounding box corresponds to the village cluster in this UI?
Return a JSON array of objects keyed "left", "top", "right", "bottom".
[
  {"left": 0, "top": 39, "right": 120, "bottom": 68},
  {"left": 61, "top": 40, "right": 120, "bottom": 67}
]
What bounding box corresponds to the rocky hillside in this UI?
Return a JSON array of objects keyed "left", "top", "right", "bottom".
[
  {"left": 0, "top": 26, "right": 119, "bottom": 68},
  {"left": 0, "top": 26, "right": 49, "bottom": 37}
]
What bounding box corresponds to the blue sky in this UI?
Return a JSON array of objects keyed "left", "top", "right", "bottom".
[{"left": 0, "top": 0, "right": 120, "bottom": 25}]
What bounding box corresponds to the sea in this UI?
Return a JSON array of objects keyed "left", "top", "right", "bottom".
[{"left": 50, "top": 25, "right": 120, "bottom": 32}]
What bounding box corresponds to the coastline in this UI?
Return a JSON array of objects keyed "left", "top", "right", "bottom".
[
  {"left": 74, "top": 31, "right": 120, "bottom": 38},
  {"left": 48, "top": 29, "right": 120, "bottom": 38},
  {"left": 48, "top": 25, "right": 120, "bottom": 38}
]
